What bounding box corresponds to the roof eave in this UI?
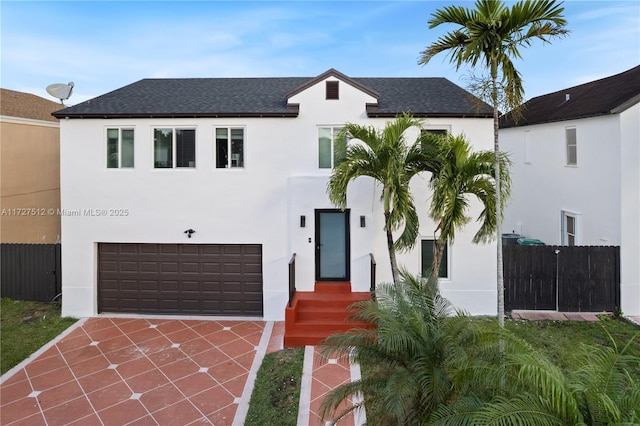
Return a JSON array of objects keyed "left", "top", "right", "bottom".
[
  {"left": 500, "top": 111, "right": 616, "bottom": 129},
  {"left": 366, "top": 110, "right": 493, "bottom": 119},
  {"left": 52, "top": 110, "right": 300, "bottom": 119}
]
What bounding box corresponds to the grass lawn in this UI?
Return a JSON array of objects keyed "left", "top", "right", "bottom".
[
  {"left": 1, "top": 298, "right": 77, "bottom": 375},
  {"left": 245, "top": 347, "right": 304, "bottom": 426},
  {"left": 505, "top": 315, "right": 640, "bottom": 373}
]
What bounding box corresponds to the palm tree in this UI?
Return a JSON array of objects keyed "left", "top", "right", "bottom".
[
  {"left": 318, "top": 272, "right": 640, "bottom": 425},
  {"left": 418, "top": 0, "right": 568, "bottom": 326},
  {"left": 432, "top": 331, "right": 640, "bottom": 425},
  {"left": 424, "top": 132, "right": 510, "bottom": 281},
  {"left": 328, "top": 113, "right": 432, "bottom": 284},
  {"left": 318, "top": 272, "right": 485, "bottom": 424}
]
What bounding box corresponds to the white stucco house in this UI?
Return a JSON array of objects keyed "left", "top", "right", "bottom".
[
  {"left": 54, "top": 68, "right": 499, "bottom": 321},
  {"left": 499, "top": 65, "right": 640, "bottom": 316}
]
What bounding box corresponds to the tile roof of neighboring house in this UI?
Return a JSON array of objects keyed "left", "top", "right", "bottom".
[
  {"left": 500, "top": 65, "right": 640, "bottom": 128},
  {"left": 0, "top": 88, "right": 61, "bottom": 122},
  {"left": 52, "top": 69, "right": 493, "bottom": 119}
]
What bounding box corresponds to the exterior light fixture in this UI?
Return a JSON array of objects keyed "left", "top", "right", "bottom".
[
  {"left": 184, "top": 229, "right": 195, "bottom": 238},
  {"left": 360, "top": 216, "right": 366, "bottom": 227},
  {"left": 300, "top": 216, "right": 306, "bottom": 227}
]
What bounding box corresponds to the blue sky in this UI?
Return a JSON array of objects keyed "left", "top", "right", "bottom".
[{"left": 1, "top": 1, "right": 638, "bottom": 105}]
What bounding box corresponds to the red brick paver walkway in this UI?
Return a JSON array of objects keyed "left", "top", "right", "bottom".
[
  {"left": 298, "top": 346, "right": 365, "bottom": 426},
  {"left": 0, "top": 317, "right": 272, "bottom": 425}
]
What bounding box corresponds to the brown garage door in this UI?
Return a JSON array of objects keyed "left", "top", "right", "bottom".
[{"left": 98, "top": 243, "right": 263, "bottom": 316}]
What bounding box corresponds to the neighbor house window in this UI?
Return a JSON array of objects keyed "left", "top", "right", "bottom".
[
  {"left": 318, "top": 127, "right": 343, "bottom": 169},
  {"left": 566, "top": 127, "right": 577, "bottom": 165},
  {"left": 216, "top": 128, "right": 244, "bottom": 168},
  {"left": 106, "top": 128, "right": 134, "bottom": 168},
  {"left": 421, "top": 239, "right": 448, "bottom": 279},
  {"left": 153, "top": 128, "right": 196, "bottom": 168},
  {"left": 561, "top": 211, "right": 578, "bottom": 246},
  {"left": 326, "top": 81, "right": 339, "bottom": 100}
]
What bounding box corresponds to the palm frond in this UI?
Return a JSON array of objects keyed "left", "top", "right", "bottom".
[{"left": 473, "top": 394, "right": 566, "bottom": 426}]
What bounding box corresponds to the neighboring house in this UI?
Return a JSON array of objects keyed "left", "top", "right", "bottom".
[
  {"left": 53, "top": 68, "right": 498, "bottom": 320},
  {"left": 0, "top": 88, "right": 61, "bottom": 243},
  {"left": 500, "top": 65, "right": 640, "bottom": 316}
]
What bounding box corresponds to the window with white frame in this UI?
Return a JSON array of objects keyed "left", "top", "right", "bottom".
[
  {"left": 566, "top": 127, "right": 577, "bottom": 166},
  {"left": 561, "top": 211, "right": 577, "bottom": 246},
  {"left": 153, "top": 128, "right": 196, "bottom": 168},
  {"left": 318, "top": 127, "right": 343, "bottom": 169},
  {"left": 421, "top": 239, "right": 449, "bottom": 279},
  {"left": 215, "top": 128, "right": 244, "bottom": 168},
  {"left": 106, "top": 128, "right": 134, "bottom": 168}
]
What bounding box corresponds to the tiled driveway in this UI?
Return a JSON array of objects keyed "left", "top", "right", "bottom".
[{"left": 0, "top": 317, "right": 271, "bottom": 425}]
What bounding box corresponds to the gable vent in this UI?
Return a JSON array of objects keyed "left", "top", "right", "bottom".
[{"left": 326, "top": 81, "right": 339, "bottom": 100}]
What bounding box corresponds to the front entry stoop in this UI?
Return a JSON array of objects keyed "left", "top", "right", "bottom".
[{"left": 284, "top": 281, "right": 372, "bottom": 347}]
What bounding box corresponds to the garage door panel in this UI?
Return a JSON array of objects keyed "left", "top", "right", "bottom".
[
  {"left": 140, "top": 244, "right": 159, "bottom": 255},
  {"left": 119, "top": 244, "right": 138, "bottom": 255},
  {"left": 161, "top": 262, "right": 179, "bottom": 273},
  {"left": 141, "top": 262, "right": 159, "bottom": 273},
  {"left": 181, "top": 245, "right": 200, "bottom": 255},
  {"left": 181, "top": 262, "right": 200, "bottom": 273},
  {"left": 101, "top": 261, "right": 118, "bottom": 272},
  {"left": 98, "top": 243, "right": 263, "bottom": 316},
  {"left": 203, "top": 263, "right": 221, "bottom": 273},
  {"left": 159, "top": 245, "right": 179, "bottom": 255},
  {"left": 202, "top": 245, "right": 221, "bottom": 255},
  {"left": 161, "top": 281, "right": 179, "bottom": 292}
]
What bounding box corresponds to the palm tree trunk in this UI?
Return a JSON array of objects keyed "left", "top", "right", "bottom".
[
  {"left": 431, "top": 239, "right": 445, "bottom": 281},
  {"left": 382, "top": 186, "right": 400, "bottom": 285},
  {"left": 385, "top": 211, "right": 400, "bottom": 285},
  {"left": 491, "top": 60, "right": 505, "bottom": 328}
]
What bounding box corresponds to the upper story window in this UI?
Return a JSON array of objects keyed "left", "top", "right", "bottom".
[
  {"left": 153, "top": 128, "right": 196, "bottom": 168},
  {"left": 106, "top": 128, "right": 134, "bottom": 168},
  {"left": 216, "top": 128, "right": 244, "bottom": 168},
  {"left": 566, "top": 127, "right": 577, "bottom": 166},
  {"left": 326, "top": 81, "right": 339, "bottom": 100},
  {"left": 318, "top": 127, "right": 343, "bottom": 169}
]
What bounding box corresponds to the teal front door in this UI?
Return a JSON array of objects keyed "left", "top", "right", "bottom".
[{"left": 315, "top": 210, "right": 350, "bottom": 281}]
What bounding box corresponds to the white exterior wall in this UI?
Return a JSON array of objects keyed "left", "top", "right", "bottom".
[
  {"left": 619, "top": 103, "right": 640, "bottom": 316},
  {"left": 501, "top": 115, "right": 622, "bottom": 246},
  {"left": 60, "top": 76, "right": 497, "bottom": 319}
]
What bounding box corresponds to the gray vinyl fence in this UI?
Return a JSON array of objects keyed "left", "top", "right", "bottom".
[
  {"left": 503, "top": 245, "right": 620, "bottom": 312},
  {"left": 1, "top": 243, "right": 61, "bottom": 302}
]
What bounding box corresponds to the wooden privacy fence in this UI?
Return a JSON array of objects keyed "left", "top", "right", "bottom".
[
  {"left": 1, "top": 243, "right": 61, "bottom": 302},
  {"left": 503, "top": 245, "right": 620, "bottom": 312}
]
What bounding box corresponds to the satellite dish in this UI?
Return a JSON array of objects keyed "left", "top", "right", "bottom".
[{"left": 46, "top": 82, "right": 74, "bottom": 105}]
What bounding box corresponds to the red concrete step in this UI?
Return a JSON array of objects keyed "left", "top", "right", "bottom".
[{"left": 284, "top": 282, "right": 373, "bottom": 347}]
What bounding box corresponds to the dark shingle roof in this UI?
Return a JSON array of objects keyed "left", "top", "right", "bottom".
[
  {"left": 500, "top": 66, "right": 640, "bottom": 128},
  {"left": 1, "top": 88, "right": 61, "bottom": 122},
  {"left": 52, "top": 70, "right": 492, "bottom": 119}
]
